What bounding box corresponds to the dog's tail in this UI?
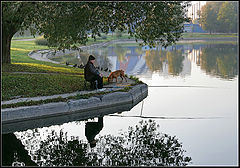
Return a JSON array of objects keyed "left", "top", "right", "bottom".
[
  {"left": 108, "top": 72, "right": 113, "bottom": 78},
  {"left": 108, "top": 72, "right": 113, "bottom": 83}
]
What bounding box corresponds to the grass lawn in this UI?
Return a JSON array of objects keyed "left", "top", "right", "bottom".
[
  {"left": 12, "top": 35, "right": 41, "bottom": 40},
  {"left": 1, "top": 39, "right": 108, "bottom": 101},
  {"left": 182, "top": 33, "right": 238, "bottom": 38},
  {"left": 2, "top": 73, "right": 86, "bottom": 100}
]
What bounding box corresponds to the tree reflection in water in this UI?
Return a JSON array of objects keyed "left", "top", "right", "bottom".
[
  {"left": 200, "top": 44, "right": 238, "bottom": 79},
  {"left": 35, "top": 120, "right": 192, "bottom": 166}
]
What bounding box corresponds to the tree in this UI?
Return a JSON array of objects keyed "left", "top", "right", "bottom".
[
  {"left": 200, "top": 1, "right": 238, "bottom": 33},
  {"left": 199, "top": 2, "right": 223, "bottom": 34},
  {"left": 217, "top": 2, "right": 238, "bottom": 33},
  {"left": 2, "top": 1, "right": 190, "bottom": 64}
]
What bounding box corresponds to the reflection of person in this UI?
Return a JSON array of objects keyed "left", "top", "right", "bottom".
[
  {"left": 85, "top": 117, "right": 103, "bottom": 148},
  {"left": 84, "top": 55, "right": 105, "bottom": 91}
]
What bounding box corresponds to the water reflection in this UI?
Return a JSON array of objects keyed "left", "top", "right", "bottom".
[
  {"left": 200, "top": 44, "right": 238, "bottom": 79},
  {"left": 114, "top": 44, "right": 128, "bottom": 62},
  {"left": 144, "top": 47, "right": 185, "bottom": 76},
  {"left": 3, "top": 120, "right": 192, "bottom": 166},
  {"left": 49, "top": 42, "right": 238, "bottom": 80},
  {"left": 85, "top": 117, "right": 104, "bottom": 148},
  {"left": 2, "top": 133, "right": 37, "bottom": 166},
  {"left": 101, "top": 42, "right": 238, "bottom": 80}
]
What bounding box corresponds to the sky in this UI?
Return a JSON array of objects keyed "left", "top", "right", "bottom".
[{"left": 187, "top": 1, "right": 207, "bottom": 19}]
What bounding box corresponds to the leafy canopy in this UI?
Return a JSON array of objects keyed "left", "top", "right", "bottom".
[{"left": 3, "top": 1, "right": 190, "bottom": 49}]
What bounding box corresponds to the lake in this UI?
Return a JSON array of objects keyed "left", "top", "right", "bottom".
[{"left": 2, "top": 41, "right": 238, "bottom": 166}]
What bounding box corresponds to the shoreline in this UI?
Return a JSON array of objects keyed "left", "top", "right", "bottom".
[
  {"left": 2, "top": 40, "right": 149, "bottom": 133},
  {"left": 28, "top": 36, "right": 238, "bottom": 64},
  {"left": 3, "top": 36, "right": 237, "bottom": 133},
  {"left": 2, "top": 84, "right": 148, "bottom": 134}
]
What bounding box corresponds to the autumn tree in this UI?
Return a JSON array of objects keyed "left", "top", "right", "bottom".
[
  {"left": 199, "top": 2, "right": 223, "bottom": 34},
  {"left": 217, "top": 1, "right": 238, "bottom": 33},
  {"left": 200, "top": 1, "right": 238, "bottom": 34},
  {"left": 2, "top": 1, "right": 190, "bottom": 64}
]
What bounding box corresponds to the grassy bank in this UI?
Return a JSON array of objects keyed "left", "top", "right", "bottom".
[
  {"left": 2, "top": 40, "right": 108, "bottom": 101},
  {"left": 1, "top": 87, "right": 131, "bottom": 109},
  {"left": 181, "top": 33, "right": 238, "bottom": 38}
]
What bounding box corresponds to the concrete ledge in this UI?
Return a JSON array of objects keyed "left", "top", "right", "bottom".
[
  {"left": 101, "top": 92, "right": 132, "bottom": 107},
  {"left": 129, "top": 84, "right": 148, "bottom": 106},
  {"left": 67, "top": 97, "right": 101, "bottom": 113},
  {"left": 2, "top": 84, "right": 148, "bottom": 133},
  {"left": 2, "top": 102, "right": 69, "bottom": 123}
]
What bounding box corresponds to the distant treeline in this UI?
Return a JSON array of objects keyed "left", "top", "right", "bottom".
[{"left": 199, "top": 1, "right": 238, "bottom": 34}]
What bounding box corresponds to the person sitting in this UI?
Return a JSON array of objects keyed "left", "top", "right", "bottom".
[{"left": 84, "top": 55, "right": 106, "bottom": 91}]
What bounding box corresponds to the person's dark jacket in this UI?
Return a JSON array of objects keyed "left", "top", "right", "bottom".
[{"left": 84, "top": 61, "right": 100, "bottom": 81}]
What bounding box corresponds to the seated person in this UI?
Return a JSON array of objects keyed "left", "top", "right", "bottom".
[{"left": 84, "top": 55, "right": 105, "bottom": 91}]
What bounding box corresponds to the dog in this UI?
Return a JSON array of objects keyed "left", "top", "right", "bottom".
[{"left": 108, "top": 70, "right": 127, "bottom": 83}]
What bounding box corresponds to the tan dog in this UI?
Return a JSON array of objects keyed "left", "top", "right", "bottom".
[{"left": 108, "top": 70, "right": 127, "bottom": 83}]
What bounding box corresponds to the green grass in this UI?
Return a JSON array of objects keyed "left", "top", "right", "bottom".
[
  {"left": 12, "top": 35, "right": 40, "bottom": 40},
  {"left": 1, "top": 87, "right": 133, "bottom": 109},
  {"left": 2, "top": 72, "right": 109, "bottom": 101},
  {"left": 2, "top": 73, "right": 86, "bottom": 100},
  {"left": 182, "top": 33, "right": 238, "bottom": 38},
  {"left": 176, "top": 40, "right": 238, "bottom": 45},
  {"left": 2, "top": 63, "right": 84, "bottom": 74},
  {"left": 129, "top": 76, "right": 144, "bottom": 85},
  {"left": 2, "top": 39, "right": 110, "bottom": 101}
]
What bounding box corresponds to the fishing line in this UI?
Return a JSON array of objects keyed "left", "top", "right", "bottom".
[
  {"left": 106, "top": 114, "right": 222, "bottom": 120},
  {"left": 148, "top": 85, "right": 215, "bottom": 88}
]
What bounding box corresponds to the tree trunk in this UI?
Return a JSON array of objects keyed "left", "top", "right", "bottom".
[
  {"left": 2, "top": 33, "right": 13, "bottom": 64},
  {"left": 2, "top": 25, "right": 18, "bottom": 64}
]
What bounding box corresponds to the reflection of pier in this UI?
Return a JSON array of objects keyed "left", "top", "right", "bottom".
[
  {"left": 187, "top": 48, "right": 201, "bottom": 65},
  {"left": 2, "top": 84, "right": 148, "bottom": 134}
]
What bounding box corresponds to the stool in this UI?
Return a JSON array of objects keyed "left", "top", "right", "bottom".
[{"left": 84, "top": 80, "right": 98, "bottom": 90}]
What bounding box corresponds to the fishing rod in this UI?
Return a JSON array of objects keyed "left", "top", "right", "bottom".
[
  {"left": 148, "top": 85, "right": 215, "bottom": 88},
  {"left": 106, "top": 114, "right": 222, "bottom": 120}
]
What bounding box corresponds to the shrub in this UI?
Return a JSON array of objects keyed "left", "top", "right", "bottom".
[
  {"left": 116, "top": 30, "right": 122, "bottom": 38},
  {"left": 101, "top": 35, "right": 107, "bottom": 39},
  {"left": 35, "top": 36, "right": 49, "bottom": 46}
]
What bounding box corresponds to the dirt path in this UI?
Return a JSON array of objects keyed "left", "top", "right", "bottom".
[{"left": 12, "top": 38, "right": 35, "bottom": 41}]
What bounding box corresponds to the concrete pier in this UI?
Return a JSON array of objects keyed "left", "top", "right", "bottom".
[{"left": 2, "top": 84, "right": 148, "bottom": 134}]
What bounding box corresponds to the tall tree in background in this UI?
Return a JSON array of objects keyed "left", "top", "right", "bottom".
[
  {"left": 200, "top": 4, "right": 215, "bottom": 34},
  {"left": 200, "top": 1, "right": 238, "bottom": 34},
  {"left": 2, "top": 1, "right": 190, "bottom": 64},
  {"left": 200, "top": 2, "right": 223, "bottom": 34},
  {"left": 217, "top": 2, "right": 238, "bottom": 33}
]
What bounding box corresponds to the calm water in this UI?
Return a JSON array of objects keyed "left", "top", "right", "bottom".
[{"left": 2, "top": 41, "right": 238, "bottom": 166}]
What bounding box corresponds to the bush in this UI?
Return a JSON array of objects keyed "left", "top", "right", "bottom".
[
  {"left": 35, "top": 37, "right": 49, "bottom": 46},
  {"left": 116, "top": 31, "right": 122, "bottom": 38},
  {"left": 101, "top": 35, "right": 107, "bottom": 39}
]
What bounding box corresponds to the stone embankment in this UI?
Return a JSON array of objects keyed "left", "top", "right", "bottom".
[{"left": 2, "top": 84, "right": 148, "bottom": 134}]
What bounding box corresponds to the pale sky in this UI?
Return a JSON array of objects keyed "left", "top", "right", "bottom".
[{"left": 187, "top": 1, "right": 207, "bottom": 19}]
